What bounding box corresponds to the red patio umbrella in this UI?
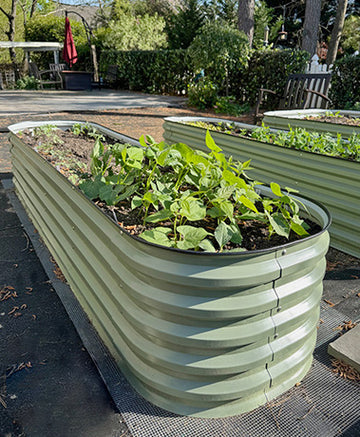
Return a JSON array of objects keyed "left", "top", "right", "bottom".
[{"left": 62, "top": 16, "right": 78, "bottom": 68}]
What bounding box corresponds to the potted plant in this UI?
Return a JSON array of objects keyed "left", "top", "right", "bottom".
[
  {"left": 8, "top": 120, "right": 330, "bottom": 418},
  {"left": 163, "top": 115, "right": 360, "bottom": 259},
  {"left": 263, "top": 109, "right": 360, "bottom": 138}
]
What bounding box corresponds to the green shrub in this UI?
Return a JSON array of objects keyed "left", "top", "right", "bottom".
[
  {"left": 187, "top": 21, "right": 249, "bottom": 95},
  {"left": 214, "top": 96, "right": 250, "bottom": 116},
  {"left": 16, "top": 75, "right": 40, "bottom": 90},
  {"left": 330, "top": 55, "right": 360, "bottom": 109},
  {"left": 187, "top": 77, "right": 218, "bottom": 109}
]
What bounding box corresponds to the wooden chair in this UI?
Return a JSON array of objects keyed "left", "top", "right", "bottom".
[
  {"left": 255, "top": 73, "right": 332, "bottom": 120},
  {"left": 49, "top": 63, "right": 66, "bottom": 73},
  {"left": 5, "top": 71, "right": 16, "bottom": 87},
  {"left": 0, "top": 71, "right": 15, "bottom": 89},
  {"left": 28, "top": 62, "right": 62, "bottom": 89}
]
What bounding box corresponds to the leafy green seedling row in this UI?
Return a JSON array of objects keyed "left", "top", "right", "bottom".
[{"left": 189, "top": 121, "right": 360, "bottom": 162}]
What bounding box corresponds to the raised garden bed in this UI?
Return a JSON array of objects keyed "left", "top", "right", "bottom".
[
  {"left": 163, "top": 116, "right": 360, "bottom": 258},
  {"left": 263, "top": 109, "right": 360, "bottom": 138},
  {"left": 8, "top": 120, "right": 330, "bottom": 418}
]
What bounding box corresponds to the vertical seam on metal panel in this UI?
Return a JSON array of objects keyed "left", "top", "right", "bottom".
[{"left": 266, "top": 254, "right": 283, "bottom": 388}]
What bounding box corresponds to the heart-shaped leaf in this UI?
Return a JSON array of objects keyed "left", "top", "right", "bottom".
[
  {"left": 140, "top": 228, "right": 173, "bottom": 247},
  {"left": 214, "top": 221, "right": 233, "bottom": 250}
]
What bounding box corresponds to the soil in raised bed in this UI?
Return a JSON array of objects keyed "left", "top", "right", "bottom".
[
  {"left": 20, "top": 127, "right": 323, "bottom": 252},
  {"left": 305, "top": 115, "right": 360, "bottom": 126}
]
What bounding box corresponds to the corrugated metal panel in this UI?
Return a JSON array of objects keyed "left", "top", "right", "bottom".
[
  {"left": 263, "top": 109, "right": 360, "bottom": 138},
  {"left": 8, "top": 121, "right": 330, "bottom": 418},
  {"left": 163, "top": 117, "right": 359, "bottom": 258}
]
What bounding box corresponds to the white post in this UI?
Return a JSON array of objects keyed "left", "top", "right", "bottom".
[{"left": 54, "top": 50, "right": 60, "bottom": 64}]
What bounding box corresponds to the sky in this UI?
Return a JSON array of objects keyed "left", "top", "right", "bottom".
[{"left": 58, "top": 1, "right": 100, "bottom": 5}]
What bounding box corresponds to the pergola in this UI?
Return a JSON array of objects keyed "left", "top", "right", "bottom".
[{"left": 0, "top": 41, "right": 63, "bottom": 63}]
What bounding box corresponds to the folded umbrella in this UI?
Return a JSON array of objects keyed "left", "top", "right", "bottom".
[{"left": 62, "top": 17, "right": 78, "bottom": 68}]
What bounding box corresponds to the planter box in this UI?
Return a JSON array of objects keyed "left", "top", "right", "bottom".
[
  {"left": 263, "top": 109, "right": 360, "bottom": 138},
  {"left": 61, "top": 71, "right": 92, "bottom": 90},
  {"left": 163, "top": 116, "right": 360, "bottom": 259},
  {"left": 8, "top": 120, "right": 330, "bottom": 418}
]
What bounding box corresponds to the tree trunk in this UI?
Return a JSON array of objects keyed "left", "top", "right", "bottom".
[
  {"left": 238, "top": 0, "right": 255, "bottom": 48},
  {"left": 302, "top": 0, "right": 322, "bottom": 56},
  {"left": 30, "top": 0, "right": 37, "bottom": 18},
  {"left": 326, "top": 0, "right": 348, "bottom": 66},
  {"left": 0, "top": 0, "right": 18, "bottom": 63}
]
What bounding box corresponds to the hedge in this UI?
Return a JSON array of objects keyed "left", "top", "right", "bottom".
[
  {"left": 99, "top": 48, "right": 310, "bottom": 105},
  {"left": 330, "top": 55, "right": 360, "bottom": 109},
  {"left": 99, "top": 49, "right": 192, "bottom": 95},
  {"left": 233, "top": 49, "right": 310, "bottom": 106}
]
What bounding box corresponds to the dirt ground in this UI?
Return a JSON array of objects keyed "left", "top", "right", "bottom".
[{"left": 3, "top": 106, "right": 254, "bottom": 145}]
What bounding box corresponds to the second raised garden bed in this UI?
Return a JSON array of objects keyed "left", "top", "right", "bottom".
[{"left": 263, "top": 109, "right": 360, "bottom": 138}]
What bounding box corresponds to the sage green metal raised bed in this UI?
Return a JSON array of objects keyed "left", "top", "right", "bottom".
[
  {"left": 263, "top": 109, "right": 360, "bottom": 138},
  {"left": 8, "top": 120, "right": 330, "bottom": 418},
  {"left": 163, "top": 116, "right": 359, "bottom": 259}
]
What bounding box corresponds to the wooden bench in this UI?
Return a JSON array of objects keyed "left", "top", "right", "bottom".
[
  {"left": 29, "top": 62, "right": 62, "bottom": 89},
  {"left": 255, "top": 73, "right": 332, "bottom": 119}
]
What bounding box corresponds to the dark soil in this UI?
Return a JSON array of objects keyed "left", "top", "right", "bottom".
[
  {"left": 20, "top": 128, "right": 103, "bottom": 173},
  {"left": 306, "top": 115, "right": 360, "bottom": 126},
  {"left": 20, "top": 127, "right": 323, "bottom": 252}
]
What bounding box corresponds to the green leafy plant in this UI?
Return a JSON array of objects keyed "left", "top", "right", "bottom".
[
  {"left": 78, "top": 129, "right": 310, "bottom": 252},
  {"left": 15, "top": 76, "right": 40, "bottom": 90},
  {"left": 71, "top": 123, "right": 105, "bottom": 140},
  {"left": 187, "top": 77, "right": 218, "bottom": 109},
  {"left": 32, "top": 124, "right": 63, "bottom": 147},
  {"left": 214, "top": 96, "right": 250, "bottom": 116},
  {"left": 188, "top": 121, "right": 360, "bottom": 162}
]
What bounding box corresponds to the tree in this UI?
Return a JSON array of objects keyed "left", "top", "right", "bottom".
[
  {"left": 166, "top": 0, "right": 205, "bottom": 49},
  {"left": 204, "top": 0, "right": 238, "bottom": 25},
  {"left": 341, "top": 14, "right": 360, "bottom": 54},
  {"left": 18, "top": 0, "right": 38, "bottom": 27},
  {"left": 0, "top": 0, "right": 18, "bottom": 63},
  {"left": 237, "top": 0, "right": 254, "bottom": 47},
  {"left": 102, "top": 13, "right": 167, "bottom": 50},
  {"left": 326, "top": 0, "right": 348, "bottom": 66},
  {"left": 301, "top": 0, "right": 322, "bottom": 56}
]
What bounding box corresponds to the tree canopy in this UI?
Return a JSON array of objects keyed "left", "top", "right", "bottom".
[{"left": 0, "top": 0, "right": 359, "bottom": 64}]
